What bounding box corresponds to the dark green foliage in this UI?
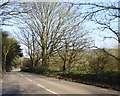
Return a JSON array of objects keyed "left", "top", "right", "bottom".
[
  {"left": 6, "top": 43, "right": 22, "bottom": 71},
  {"left": 2, "top": 31, "right": 23, "bottom": 72},
  {"left": 21, "top": 66, "right": 47, "bottom": 74},
  {"left": 22, "top": 58, "right": 32, "bottom": 67},
  {"left": 59, "top": 71, "right": 120, "bottom": 91}
]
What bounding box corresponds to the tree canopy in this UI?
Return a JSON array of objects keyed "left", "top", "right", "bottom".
[{"left": 2, "top": 31, "right": 23, "bottom": 72}]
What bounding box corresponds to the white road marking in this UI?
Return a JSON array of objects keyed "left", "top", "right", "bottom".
[
  {"left": 37, "top": 84, "right": 45, "bottom": 89},
  {"left": 25, "top": 77, "right": 33, "bottom": 82},
  {"left": 24, "top": 75, "right": 57, "bottom": 94},
  {"left": 36, "top": 83, "right": 57, "bottom": 94},
  {"left": 45, "top": 88, "right": 57, "bottom": 94},
  {"left": 20, "top": 74, "right": 23, "bottom": 77}
]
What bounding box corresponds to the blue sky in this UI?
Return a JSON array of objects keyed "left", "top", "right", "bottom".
[
  {"left": 1, "top": 0, "right": 119, "bottom": 56},
  {"left": 84, "top": 21, "right": 118, "bottom": 48},
  {"left": 8, "top": 0, "right": 119, "bottom": 3},
  {"left": 2, "top": 21, "right": 118, "bottom": 56}
]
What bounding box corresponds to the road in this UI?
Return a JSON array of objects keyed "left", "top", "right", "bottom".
[{"left": 1, "top": 70, "right": 120, "bottom": 96}]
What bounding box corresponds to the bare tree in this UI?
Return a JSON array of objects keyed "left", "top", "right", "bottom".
[
  {"left": 71, "top": 2, "right": 120, "bottom": 64},
  {"left": 58, "top": 29, "right": 90, "bottom": 71},
  {"left": 13, "top": 23, "right": 41, "bottom": 67},
  {"left": 16, "top": 2, "right": 85, "bottom": 71},
  {"left": 88, "top": 49, "right": 109, "bottom": 73},
  {"left": 0, "top": 0, "right": 28, "bottom": 26}
]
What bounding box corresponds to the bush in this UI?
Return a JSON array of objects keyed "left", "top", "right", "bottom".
[
  {"left": 59, "top": 71, "right": 120, "bottom": 90},
  {"left": 21, "top": 66, "right": 47, "bottom": 74}
]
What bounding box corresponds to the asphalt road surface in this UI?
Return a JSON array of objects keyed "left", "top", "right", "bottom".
[{"left": 1, "top": 70, "right": 120, "bottom": 96}]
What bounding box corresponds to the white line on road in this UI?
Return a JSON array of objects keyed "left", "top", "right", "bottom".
[
  {"left": 20, "top": 74, "right": 23, "bottom": 77},
  {"left": 36, "top": 83, "right": 57, "bottom": 94},
  {"left": 25, "top": 77, "right": 33, "bottom": 82},
  {"left": 46, "top": 88, "right": 57, "bottom": 94},
  {"left": 36, "top": 84, "right": 45, "bottom": 89},
  {"left": 24, "top": 76, "right": 57, "bottom": 95}
]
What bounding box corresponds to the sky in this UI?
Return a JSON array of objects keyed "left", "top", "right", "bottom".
[
  {"left": 5, "top": 0, "right": 120, "bottom": 2},
  {"left": 1, "top": 0, "right": 119, "bottom": 56}
]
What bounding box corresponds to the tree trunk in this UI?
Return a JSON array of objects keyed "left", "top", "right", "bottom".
[
  {"left": 41, "top": 24, "right": 48, "bottom": 71},
  {"left": 63, "top": 60, "right": 66, "bottom": 71},
  {"left": 42, "top": 45, "right": 47, "bottom": 67},
  {"left": 30, "top": 56, "right": 34, "bottom": 67},
  {"left": 2, "top": 54, "right": 6, "bottom": 73}
]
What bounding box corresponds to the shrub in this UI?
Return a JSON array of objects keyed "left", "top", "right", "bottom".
[{"left": 21, "top": 66, "right": 47, "bottom": 74}]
